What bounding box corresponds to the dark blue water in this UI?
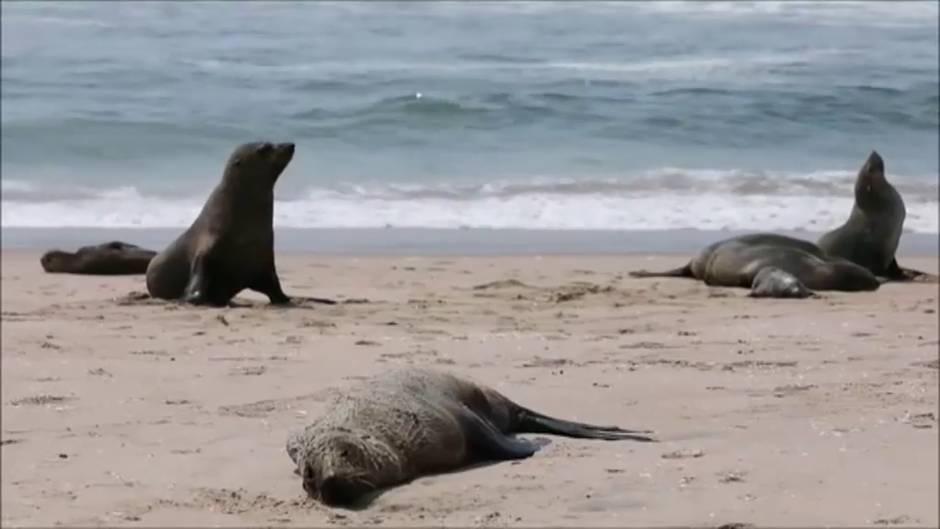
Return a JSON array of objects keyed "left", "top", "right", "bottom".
[{"left": 2, "top": 1, "right": 938, "bottom": 232}]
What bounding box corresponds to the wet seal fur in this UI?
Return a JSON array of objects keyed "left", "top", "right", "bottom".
[
  {"left": 629, "top": 233, "right": 880, "bottom": 297},
  {"left": 287, "top": 368, "right": 655, "bottom": 507},
  {"left": 146, "top": 142, "right": 324, "bottom": 307},
  {"left": 818, "top": 150, "right": 936, "bottom": 282},
  {"left": 40, "top": 241, "right": 156, "bottom": 275}
]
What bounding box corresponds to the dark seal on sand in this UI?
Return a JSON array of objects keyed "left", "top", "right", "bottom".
[
  {"left": 818, "top": 151, "right": 936, "bottom": 282},
  {"left": 40, "top": 241, "right": 156, "bottom": 275},
  {"left": 630, "top": 233, "right": 880, "bottom": 297},
  {"left": 287, "top": 367, "right": 655, "bottom": 506},
  {"left": 145, "top": 142, "right": 296, "bottom": 306}
]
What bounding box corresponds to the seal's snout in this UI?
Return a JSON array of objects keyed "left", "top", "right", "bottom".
[
  {"left": 272, "top": 142, "right": 295, "bottom": 167},
  {"left": 863, "top": 150, "right": 884, "bottom": 174},
  {"left": 317, "top": 474, "right": 368, "bottom": 506}
]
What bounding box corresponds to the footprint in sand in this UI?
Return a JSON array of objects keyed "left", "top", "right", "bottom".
[
  {"left": 229, "top": 366, "right": 267, "bottom": 376},
  {"left": 8, "top": 395, "right": 73, "bottom": 406}
]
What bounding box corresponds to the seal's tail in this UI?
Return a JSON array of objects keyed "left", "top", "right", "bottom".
[
  {"left": 516, "top": 407, "right": 656, "bottom": 442},
  {"left": 628, "top": 263, "right": 692, "bottom": 279}
]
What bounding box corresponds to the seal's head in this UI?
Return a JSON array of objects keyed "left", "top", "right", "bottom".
[
  {"left": 40, "top": 250, "right": 72, "bottom": 273},
  {"left": 750, "top": 267, "right": 812, "bottom": 298},
  {"left": 223, "top": 141, "right": 295, "bottom": 187},
  {"left": 854, "top": 150, "right": 890, "bottom": 209},
  {"left": 300, "top": 431, "right": 383, "bottom": 507}
]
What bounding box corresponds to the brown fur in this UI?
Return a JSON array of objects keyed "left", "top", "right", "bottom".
[
  {"left": 629, "top": 233, "right": 881, "bottom": 296},
  {"left": 40, "top": 241, "right": 156, "bottom": 275},
  {"left": 818, "top": 150, "right": 936, "bottom": 282},
  {"left": 145, "top": 142, "right": 294, "bottom": 306},
  {"left": 287, "top": 368, "right": 655, "bottom": 507}
]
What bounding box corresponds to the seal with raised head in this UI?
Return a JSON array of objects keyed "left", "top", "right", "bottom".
[
  {"left": 145, "top": 141, "right": 295, "bottom": 306},
  {"left": 817, "top": 150, "right": 935, "bottom": 282},
  {"left": 286, "top": 368, "right": 655, "bottom": 506},
  {"left": 629, "top": 233, "right": 880, "bottom": 296},
  {"left": 40, "top": 241, "right": 157, "bottom": 275}
]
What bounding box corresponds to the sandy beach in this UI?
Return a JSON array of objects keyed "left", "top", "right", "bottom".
[{"left": 1, "top": 249, "right": 937, "bottom": 527}]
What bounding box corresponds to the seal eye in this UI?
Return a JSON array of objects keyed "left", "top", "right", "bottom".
[
  {"left": 232, "top": 157, "right": 242, "bottom": 167},
  {"left": 257, "top": 143, "right": 274, "bottom": 155}
]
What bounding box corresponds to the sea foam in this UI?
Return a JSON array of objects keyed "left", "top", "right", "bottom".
[{"left": 4, "top": 170, "right": 937, "bottom": 233}]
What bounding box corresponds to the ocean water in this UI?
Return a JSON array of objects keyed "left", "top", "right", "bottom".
[{"left": 2, "top": 1, "right": 938, "bottom": 233}]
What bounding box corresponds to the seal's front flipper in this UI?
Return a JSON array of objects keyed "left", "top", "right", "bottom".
[
  {"left": 628, "top": 264, "right": 693, "bottom": 279},
  {"left": 458, "top": 406, "right": 540, "bottom": 460},
  {"left": 517, "top": 408, "right": 657, "bottom": 442},
  {"left": 183, "top": 255, "right": 209, "bottom": 304},
  {"left": 183, "top": 254, "right": 225, "bottom": 306},
  {"left": 250, "top": 269, "right": 292, "bottom": 304}
]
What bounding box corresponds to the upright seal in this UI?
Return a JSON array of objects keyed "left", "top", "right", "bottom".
[
  {"left": 145, "top": 142, "right": 295, "bottom": 306},
  {"left": 40, "top": 241, "right": 156, "bottom": 275},
  {"left": 818, "top": 151, "right": 935, "bottom": 282},
  {"left": 287, "top": 368, "right": 655, "bottom": 506}
]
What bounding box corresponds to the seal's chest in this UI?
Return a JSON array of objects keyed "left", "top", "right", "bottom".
[{"left": 220, "top": 231, "right": 272, "bottom": 253}]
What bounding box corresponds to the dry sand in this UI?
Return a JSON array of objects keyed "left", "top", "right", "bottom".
[{"left": 1, "top": 251, "right": 937, "bottom": 527}]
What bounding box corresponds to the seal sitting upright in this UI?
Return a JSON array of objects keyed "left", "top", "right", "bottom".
[
  {"left": 287, "top": 368, "right": 655, "bottom": 507},
  {"left": 629, "top": 233, "right": 880, "bottom": 297},
  {"left": 145, "top": 142, "right": 295, "bottom": 306},
  {"left": 41, "top": 241, "right": 156, "bottom": 275},
  {"left": 817, "top": 150, "right": 936, "bottom": 282}
]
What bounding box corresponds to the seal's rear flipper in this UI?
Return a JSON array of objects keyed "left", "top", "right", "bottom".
[
  {"left": 517, "top": 408, "right": 657, "bottom": 442},
  {"left": 458, "top": 406, "right": 540, "bottom": 460},
  {"left": 906, "top": 270, "right": 940, "bottom": 283},
  {"left": 885, "top": 259, "right": 938, "bottom": 283},
  {"left": 299, "top": 296, "right": 339, "bottom": 305},
  {"left": 628, "top": 264, "right": 692, "bottom": 279}
]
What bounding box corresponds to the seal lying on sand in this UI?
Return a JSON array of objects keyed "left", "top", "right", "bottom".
[
  {"left": 629, "top": 233, "right": 880, "bottom": 296},
  {"left": 40, "top": 241, "right": 156, "bottom": 275},
  {"left": 287, "top": 368, "right": 655, "bottom": 506},
  {"left": 146, "top": 142, "right": 298, "bottom": 306},
  {"left": 818, "top": 150, "right": 936, "bottom": 282}
]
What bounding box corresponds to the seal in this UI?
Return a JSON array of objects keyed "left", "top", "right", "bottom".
[
  {"left": 629, "top": 233, "right": 881, "bottom": 296},
  {"left": 145, "top": 141, "right": 297, "bottom": 306},
  {"left": 287, "top": 368, "right": 655, "bottom": 506},
  {"left": 818, "top": 151, "right": 935, "bottom": 282},
  {"left": 40, "top": 241, "right": 156, "bottom": 275}
]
